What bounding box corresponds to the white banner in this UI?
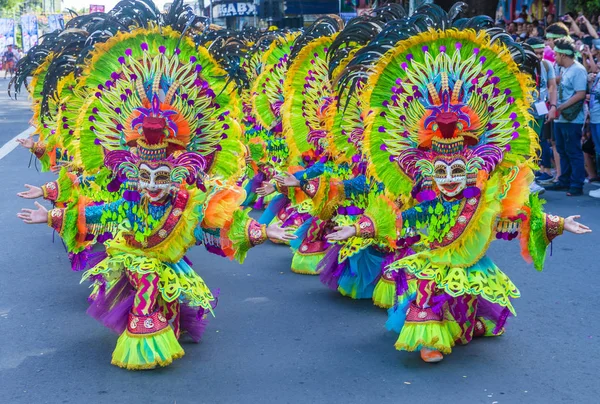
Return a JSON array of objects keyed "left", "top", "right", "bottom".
[{"left": 213, "top": 2, "right": 256, "bottom": 18}]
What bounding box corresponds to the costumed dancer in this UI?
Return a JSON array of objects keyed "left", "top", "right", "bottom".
[
  {"left": 196, "top": 27, "right": 274, "bottom": 208},
  {"left": 251, "top": 31, "right": 310, "bottom": 239},
  {"left": 15, "top": 1, "right": 208, "bottom": 271},
  {"left": 256, "top": 16, "right": 349, "bottom": 275},
  {"left": 238, "top": 30, "right": 287, "bottom": 208},
  {"left": 315, "top": 5, "right": 418, "bottom": 300},
  {"left": 17, "top": 23, "right": 294, "bottom": 370},
  {"left": 326, "top": 3, "right": 591, "bottom": 363}
]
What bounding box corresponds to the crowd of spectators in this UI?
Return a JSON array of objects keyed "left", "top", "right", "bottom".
[{"left": 498, "top": 4, "right": 600, "bottom": 198}]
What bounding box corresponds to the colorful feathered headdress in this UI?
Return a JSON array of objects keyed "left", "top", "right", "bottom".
[{"left": 357, "top": 4, "right": 537, "bottom": 200}]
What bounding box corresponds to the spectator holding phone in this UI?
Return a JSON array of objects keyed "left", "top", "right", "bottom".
[
  {"left": 575, "top": 14, "right": 599, "bottom": 39},
  {"left": 582, "top": 44, "right": 598, "bottom": 73},
  {"left": 545, "top": 38, "right": 588, "bottom": 196}
]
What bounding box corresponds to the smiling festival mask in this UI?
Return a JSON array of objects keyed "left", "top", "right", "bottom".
[
  {"left": 104, "top": 108, "right": 208, "bottom": 202},
  {"left": 407, "top": 106, "right": 504, "bottom": 202}
]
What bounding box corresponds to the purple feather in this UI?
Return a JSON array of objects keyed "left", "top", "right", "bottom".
[
  {"left": 106, "top": 177, "right": 122, "bottom": 192},
  {"left": 318, "top": 244, "right": 344, "bottom": 290},
  {"left": 86, "top": 276, "right": 135, "bottom": 334},
  {"left": 123, "top": 190, "right": 141, "bottom": 202}
]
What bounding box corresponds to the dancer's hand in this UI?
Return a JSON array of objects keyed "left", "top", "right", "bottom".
[
  {"left": 16, "top": 137, "right": 34, "bottom": 149},
  {"left": 274, "top": 174, "right": 300, "bottom": 188},
  {"left": 325, "top": 225, "right": 356, "bottom": 241},
  {"left": 564, "top": 215, "right": 592, "bottom": 234},
  {"left": 50, "top": 165, "right": 63, "bottom": 174},
  {"left": 17, "top": 184, "right": 43, "bottom": 199},
  {"left": 256, "top": 182, "right": 275, "bottom": 196},
  {"left": 17, "top": 201, "right": 48, "bottom": 224},
  {"left": 266, "top": 224, "right": 297, "bottom": 242}
]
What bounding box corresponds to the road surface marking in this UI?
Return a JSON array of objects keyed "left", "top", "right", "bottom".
[{"left": 0, "top": 126, "right": 35, "bottom": 160}]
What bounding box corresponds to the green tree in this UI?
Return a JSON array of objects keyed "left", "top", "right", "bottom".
[
  {"left": 0, "top": 0, "right": 42, "bottom": 14},
  {"left": 567, "top": 0, "right": 600, "bottom": 15},
  {"left": 0, "top": 0, "right": 20, "bottom": 13}
]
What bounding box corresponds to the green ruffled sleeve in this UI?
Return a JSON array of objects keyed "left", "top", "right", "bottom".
[
  {"left": 221, "top": 208, "right": 267, "bottom": 264},
  {"left": 360, "top": 193, "right": 399, "bottom": 245},
  {"left": 55, "top": 169, "right": 77, "bottom": 203},
  {"left": 520, "top": 193, "right": 564, "bottom": 271}
]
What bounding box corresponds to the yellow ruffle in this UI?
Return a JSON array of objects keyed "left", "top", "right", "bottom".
[
  {"left": 372, "top": 276, "right": 418, "bottom": 309},
  {"left": 394, "top": 255, "right": 520, "bottom": 314},
  {"left": 372, "top": 278, "right": 396, "bottom": 309},
  {"left": 291, "top": 251, "right": 325, "bottom": 275},
  {"left": 111, "top": 327, "right": 185, "bottom": 371},
  {"left": 395, "top": 319, "right": 462, "bottom": 354},
  {"left": 82, "top": 254, "right": 216, "bottom": 312}
]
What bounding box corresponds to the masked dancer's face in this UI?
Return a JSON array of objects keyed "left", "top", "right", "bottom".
[
  {"left": 138, "top": 163, "right": 172, "bottom": 202},
  {"left": 433, "top": 158, "right": 467, "bottom": 198}
]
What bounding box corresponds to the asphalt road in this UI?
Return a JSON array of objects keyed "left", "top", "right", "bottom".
[{"left": 0, "top": 78, "right": 599, "bottom": 404}]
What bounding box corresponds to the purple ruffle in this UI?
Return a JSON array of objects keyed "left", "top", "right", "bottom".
[
  {"left": 336, "top": 206, "right": 364, "bottom": 216},
  {"left": 477, "top": 298, "right": 512, "bottom": 334},
  {"left": 180, "top": 289, "right": 220, "bottom": 343},
  {"left": 281, "top": 210, "right": 310, "bottom": 228},
  {"left": 318, "top": 244, "right": 344, "bottom": 290},
  {"left": 106, "top": 177, "right": 122, "bottom": 193},
  {"left": 448, "top": 296, "right": 513, "bottom": 337},
  {"left": 123, "top": 190, "right": 141, "bottom": 202},
  {"left": 86, "top": 276, "right": 134, "bottom": 334},
  {"left": 69, "top": 249, "right": 108, "bottom": 272},
  {"left": 253, "top": 196, "right": 266, "bottom": 210},
  {"left": 179, "top": 304, "right": 209, "bottom": 343}
]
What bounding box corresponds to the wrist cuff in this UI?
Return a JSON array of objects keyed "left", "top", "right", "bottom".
[
  {"left": 42, "top": 181, "right": 59, "bottom": 201},
  {"left": 274, "top": 181, "right": 288, "bottom": 195},
  {"left": 545, "top": 214, "right": 564, "bottom": 242},
  {"left": 355, "top": 216, "right": 376, "bottom": 238},
  {"left": 300, "top": 178, "right": 319, "bottom": 198},
  {"left": 32, "top": 141, "right": 46, "bottom": 159},
  {"left": 248, "top": 220, "right": 267, "bottom": 246},
  {"left": 48, "top": 208, "right": 64, "bottom": 233}
]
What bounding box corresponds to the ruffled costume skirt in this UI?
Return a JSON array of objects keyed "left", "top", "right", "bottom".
[
  {"left": 318, "top": 240, "right": 387, "bottom": 299},
  {"left": 83, "top": 253, "right": 217, "bottom": 369},
  {"left": 289, "top": 217, "right": 333, "bottom": 275},
  {"left": 385, "top": 254, "right": 520, "bottom": 354}
]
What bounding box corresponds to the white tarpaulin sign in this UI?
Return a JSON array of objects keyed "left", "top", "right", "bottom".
[{"left": 213, "top": 2, "right": 256, "bottom": 18}]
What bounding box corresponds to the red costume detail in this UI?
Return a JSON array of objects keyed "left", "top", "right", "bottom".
[{"left": 127, "top": 310, "right": 169, "bottom": 335}]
